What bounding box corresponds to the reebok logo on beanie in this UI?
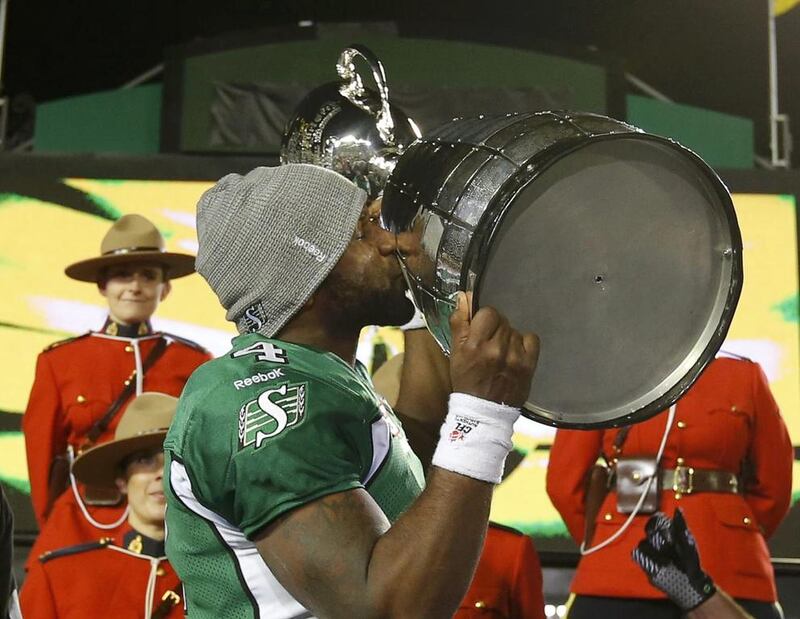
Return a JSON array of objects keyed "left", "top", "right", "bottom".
[{"left": 293, "top": 235, "right": 327, "bottom": 263}]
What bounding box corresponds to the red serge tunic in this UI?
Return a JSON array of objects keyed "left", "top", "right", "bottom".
[
  {"left": 546, "top": 357, "right": 793, "bottom": 602},
  {"left": 21, "top": 529, "right": 183, "bottom": 618},
  {"left": 23, "top": 324, "right": 211, "bottom": 565},
  {"left": 457, "top": 523, "right": 546, "bottom": 619}
]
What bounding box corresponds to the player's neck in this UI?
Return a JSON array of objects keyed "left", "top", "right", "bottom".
[{"left": 278, "top": 319, "right": 359, "bottom": 367}]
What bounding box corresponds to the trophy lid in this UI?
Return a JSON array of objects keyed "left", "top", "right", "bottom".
[{"left": 280, "top": 45, "right": 421, "bottom": 199}]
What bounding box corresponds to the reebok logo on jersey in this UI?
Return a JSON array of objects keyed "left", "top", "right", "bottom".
[
  {"left": 238, "top": 382, "right": 307, "bottom": 450},
  {"left": 233, "top": 369, "right": 284, "bottom": 390},
  {"left": 293, "top": 235, "right": 327, "bottom": 263}
]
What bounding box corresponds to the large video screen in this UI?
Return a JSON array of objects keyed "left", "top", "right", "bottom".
[{"left": 1, "top": 164, "right": 798, "bottom": 557}]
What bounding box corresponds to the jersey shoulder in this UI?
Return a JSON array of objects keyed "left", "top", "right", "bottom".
[
  {"left": 169, "top": 335, "right": 377, "bottom": 457},
  {"left": 223, "top": 335, "right": 378, "bottom": 403}
]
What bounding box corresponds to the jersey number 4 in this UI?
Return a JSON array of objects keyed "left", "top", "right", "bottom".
[{"left": 231, "top": 342, "right": 288, "bottom": 364}]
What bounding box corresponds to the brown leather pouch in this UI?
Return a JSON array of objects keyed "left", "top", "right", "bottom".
[
  {"left": 583, "top": 463, "right": 611, "bottom": 545},
  {"left": 615, "top": 456, "right": 660, "bottom": 514}
]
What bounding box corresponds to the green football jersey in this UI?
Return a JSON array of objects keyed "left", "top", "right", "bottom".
[{"left": 164, "top": 333, "right": 425, "bottom": 619}]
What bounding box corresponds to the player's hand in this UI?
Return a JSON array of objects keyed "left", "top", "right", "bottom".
[
  {"left": 448, "top": 291, "right": 539, "bottom": 407},
  {"left": 632, "top": 509, "right": 716, "bottom": 611}
]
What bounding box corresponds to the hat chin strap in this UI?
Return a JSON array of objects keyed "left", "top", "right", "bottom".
[{"left": 67, "top": 445, "right": 130, "bottom": 530}]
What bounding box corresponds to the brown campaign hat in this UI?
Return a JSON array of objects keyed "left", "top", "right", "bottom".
[
  {"left": 71, "top": 392, "right": 177, "bottom": 489},
  {"left": 64, "top": 214, "right": 196, "bottom": 282}
]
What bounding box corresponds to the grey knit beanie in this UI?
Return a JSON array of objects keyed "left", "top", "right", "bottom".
[{"left": 195, "top": 164, "right": 367, "bottom": 336}]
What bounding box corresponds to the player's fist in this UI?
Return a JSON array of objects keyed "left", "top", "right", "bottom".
[{"left": 448, "top": 292, "right": 539, "bottom": 408}]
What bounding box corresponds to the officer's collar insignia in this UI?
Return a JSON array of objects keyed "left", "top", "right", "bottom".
[
  {"left": 127, "top": 533, "right": 143, "bottom": 554},
  {"left": 102, "top": 317, "right": 153, "bottom": 338},
  {"left": 123, "top": 529, "right": 165, "bottom": 557}
]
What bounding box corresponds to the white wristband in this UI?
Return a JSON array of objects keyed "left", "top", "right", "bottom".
[{"left": 431, "top": 392, "right": 521, "bottom": 484}]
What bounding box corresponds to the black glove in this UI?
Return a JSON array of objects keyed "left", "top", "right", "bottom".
[{"left": 632, "top": 509, "right": 716, "bottom": 611}]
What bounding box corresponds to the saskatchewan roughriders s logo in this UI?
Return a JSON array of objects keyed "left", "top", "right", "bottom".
[{"left": 238, "top": 382, "right": 307, "bottom": 450}]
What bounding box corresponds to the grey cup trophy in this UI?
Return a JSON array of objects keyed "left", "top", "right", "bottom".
[{"left": 381, "top": 112, "right": 743, "bottom": 429}]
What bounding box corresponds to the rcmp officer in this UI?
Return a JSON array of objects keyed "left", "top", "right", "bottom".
[
  {"left": 20, "top": 392, "right": 183, "bottom": 619},
  {"left": 547, "top": 355, "right": 792, "bottom": 619},
  {"left": 22, "top": 214, "right": 212, "bottom": 565}
]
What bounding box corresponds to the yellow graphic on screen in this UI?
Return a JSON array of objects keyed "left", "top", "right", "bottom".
[{"left": 0, "top": 179, "right": 229, "bottom": 495}]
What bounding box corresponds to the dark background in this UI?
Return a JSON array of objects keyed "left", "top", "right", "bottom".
[{"left": 3, "top": 1, "right": 800, "bottom": 163}]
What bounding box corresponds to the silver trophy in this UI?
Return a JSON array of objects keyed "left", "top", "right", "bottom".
[
  {"left": 381, "top": 112, "right": 743, "bottom": 428},
  {"left": 281, "top": 45, "right": 421, "bottom": 200}
]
